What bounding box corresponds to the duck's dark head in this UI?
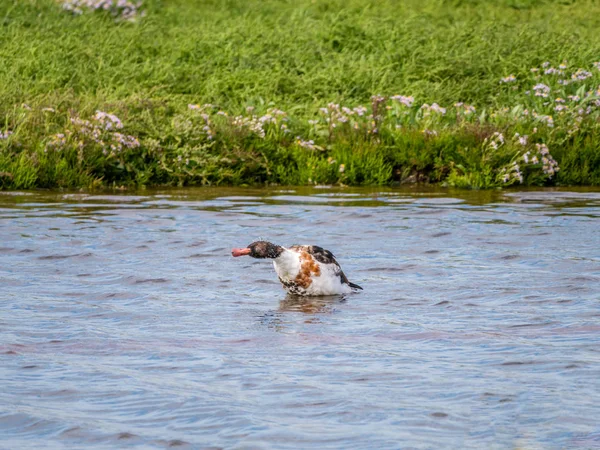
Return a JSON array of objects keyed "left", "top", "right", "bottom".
[{"left": 232, "top": 241, "right": 284, "bottom": 259}]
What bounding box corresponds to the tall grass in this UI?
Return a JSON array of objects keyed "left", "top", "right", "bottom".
[{"left": 0, "top": 0, "right": 599, "bottom": 189}]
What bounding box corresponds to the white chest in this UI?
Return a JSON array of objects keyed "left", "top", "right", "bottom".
[{"left": 273, "top": 250, "right": 301, "bottom": 280}]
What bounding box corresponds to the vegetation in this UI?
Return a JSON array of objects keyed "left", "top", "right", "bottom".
[{"left": 1, "top": 0, "right": 599, "bottom": 189}]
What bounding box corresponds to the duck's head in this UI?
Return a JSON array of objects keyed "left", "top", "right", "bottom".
[{"left": 232, "top": 241, "right": 284, "bottom": 259}]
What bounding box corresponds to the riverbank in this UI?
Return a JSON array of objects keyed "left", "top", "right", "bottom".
[{"left": 1, "top": 0, "right": 599, "bottom": 189}]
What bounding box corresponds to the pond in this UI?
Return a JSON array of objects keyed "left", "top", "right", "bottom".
[{"left": 1, "top": 186, "right": 599, "bottom": 449}]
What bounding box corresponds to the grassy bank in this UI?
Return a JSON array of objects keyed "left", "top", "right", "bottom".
[{"left": 0, "top": 0, "right": 599, "bottom": 189}]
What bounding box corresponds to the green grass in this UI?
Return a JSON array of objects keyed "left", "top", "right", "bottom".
[{"left": 0, "top": 0, "right": 599, "bottom": 189}]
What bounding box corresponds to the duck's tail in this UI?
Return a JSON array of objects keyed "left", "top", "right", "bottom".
[{"left": 348, "top": 281, "right": 363, "bottom": 291}]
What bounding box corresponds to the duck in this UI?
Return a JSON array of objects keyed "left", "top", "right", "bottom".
[{"left": 232, "top": 241, "right": 363, "bottom": 296}]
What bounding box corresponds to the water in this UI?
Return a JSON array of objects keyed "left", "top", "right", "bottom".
[{"left": 1, "top": 187, "right": 599, "bottom": 449}]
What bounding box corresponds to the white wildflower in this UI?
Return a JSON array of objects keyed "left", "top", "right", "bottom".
[
  {"left": 93, "top": 111, "right": 123, "bottom": 130},
  {"left": 430, "top": 103, "right": 446, "bottom": 115},
  {"left": 390, "top": 95, "right": 414, "bottom": 107},
  {"left": 572, "top": 69, "right": 592, "bottom": 81},
  {"left": 353, "top": 106, "right": 368, "bottom": 116},
  {"left": 532, "top": 83, "right": 551, "bottom": 98},
  {"left": 296, "top": 138, "right": 320, "bottom": 150}
]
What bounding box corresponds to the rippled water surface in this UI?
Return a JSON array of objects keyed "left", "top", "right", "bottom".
[{"left": 1, "top": 187, "right": 600, "bottom": 449}]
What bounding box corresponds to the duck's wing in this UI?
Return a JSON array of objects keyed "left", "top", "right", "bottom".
[
  {"left": 289, "top": 245, "right": 363, "bottom": 290},
  {"left": 290, "top": 245, "right": 336, "bottom": 264}
]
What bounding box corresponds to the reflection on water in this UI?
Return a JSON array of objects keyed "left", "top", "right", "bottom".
[
  {"left": 279, "top": 294, "right": 346, "bottom": 314},
  {"left": 1, "top": 186, "right": 600, "bottom": 449}
]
